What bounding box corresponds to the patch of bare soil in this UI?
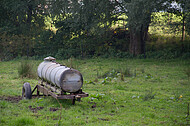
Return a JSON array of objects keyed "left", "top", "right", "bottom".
[
  {"left": 0, "top": 96, "right": 22, "bottom": 103},
  {"left": 28, "top": 106, "right": 44, "bottom": 113},
  {"left": 88, "top": 101, "right": 97, "bottom": 108},
  {"left": 98, "top": 118, "right": 109, "bottom": 121},
  {"left": 49, "top": 107, "right": 59, "bottom": 112}
]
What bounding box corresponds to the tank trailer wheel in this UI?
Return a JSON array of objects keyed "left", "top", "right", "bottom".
[{"left": 22, "top": 82, "right": 32, "bottom": 99}]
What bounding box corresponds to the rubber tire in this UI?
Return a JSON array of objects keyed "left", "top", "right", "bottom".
[{"left": 22, "top": 82, "right": 32, "bottom": 99}]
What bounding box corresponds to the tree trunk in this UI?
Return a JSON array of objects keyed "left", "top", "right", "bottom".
[
  {"left": 141, "top": 24, "right": 149, "bottom": 58},
  {"left": 181, "top": 12, "right": 185, "bottom": 53},
  {"left": 26, "top": 3, "right": 32, "bottom": 59},
  {"left": 129, "top": 31, "right": 142, "bottom": 55},
  {"left": 182, "top": 15, "right": 185, "bottom": 42},
  {"left": 129, "top": 25, "right": 148, "bottom": 56},
  {"left": 27, "top": 4, "right": 32, "bottom": 26}
]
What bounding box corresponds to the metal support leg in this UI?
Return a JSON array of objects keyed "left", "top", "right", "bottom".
[
  {"left": 37, "top": 86, "right": 40, "bottom": 96},
  {"left": 72, "top": 99, "right": 76, "bottom": 105}
]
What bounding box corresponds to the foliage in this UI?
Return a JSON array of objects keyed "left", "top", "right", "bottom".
[
  {"left": 43, "top": 0, "right": 120, "bottom": 58},
  {"left": 0, "top": 33, "right": 34, "bottom": 61},
  {"left": 34, "top": 30, "right": 56, "bottom": 56},
  {"left": 121, "top": 0, "right": 154, "bottom": 32},
  {"left": 31, "top": 27, "right": 131, "bottom": 59},
  {"left": 90, "top": 93, "right": 105, "bottom": 100},
  {"left": 150, "top": 12, "right": 183, "bottom": 35},
  {"left": 116, "top": 0, "right": 169, "bottom": 55},
  {"left": 51, "top": 0, "right": 116, "bottom": 35},
  {"left": 145, "top": 34, "right": 190, "bottom": 59},
  {"left": 0, "top": 0, "right": 46, "bottom": 35},
  {"left": 0, "top": 0, "right": 190, "bottom": 60},
  {"left": 0, "top": 0, "right": 46, "bottom": 60}
]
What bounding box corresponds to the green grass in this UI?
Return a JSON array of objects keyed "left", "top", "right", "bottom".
[{"left": 0, "top": 58, "right": 190, "bottom": 125}]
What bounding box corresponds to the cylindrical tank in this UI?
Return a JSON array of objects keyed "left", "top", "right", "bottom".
[{"left": 37, "top": 56, "right": 83, "bottom": 93}]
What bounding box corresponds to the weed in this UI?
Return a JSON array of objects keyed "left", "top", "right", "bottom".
[
  {"left": 172, "top": 90, "right": 183, "bottom": 101},
  {"left": 15, "top": 117, "right": 35, "bottom": 126},
  {"left": 101, "top": 67, "right": 131, "bottom": 82},
  {"left": 132, "top": 95, "right": 140, "bottom": 99},
  {"left": 94, "top": 78, "right": 98, "bottom": 83},
  {"left": 120, "top": 67, "right": 132, "bottom": 77},
  {"left": 102, "top": 69, "right": 119, "bottom": 78},
  {"left": 63, "top": 57, "right": 78, "bottom": 69},
  {"left": 96, "top": 70, "right": 99, "bottom": 78},
  {"left": 140, "top": 68, "right": 145, "bottom": 73},
  {"left": 187, "top": 103, "right": 189, "bottom": 117},
  {"left": 145, "top": 73, "right": 153, "bottom": 79},
  {"left": 85, "top": 80, "right": 96, "bottom": 85},
  {"left": 179, "top": 80, "right": 189, "bottom": 85},
  {"left": 0, "top": 119, "right": 6, "bottom": 124},
  {"left": 101, "top": 77, "right": 112, "bottom": 84},
  {"left": 115, "top": 85, "right": 127, "bottom": 90},
  {"left": 184, "top": 67, "right": 190, "bottom": 79},
  {"left": 0, "top": 100, "right": 8, "bottom": 108},
  {"left": 90, "top": 93, "right": 105, "bottom": 100},
  {"left": 120, "top": 73, "right": 125, "bottom": 81},
  {"left": 133, "top": 69, "right": 137, "bottom": 77},
  {"left": 143, "top": 88, "right": 156, "bottom": 101},
  {"left": 17, "top": 60, "right": 36, "bottom": 78}
]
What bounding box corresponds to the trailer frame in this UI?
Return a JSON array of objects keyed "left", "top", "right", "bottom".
[{"left": 30, "top": 80, "right": 88, "bottom": 105}]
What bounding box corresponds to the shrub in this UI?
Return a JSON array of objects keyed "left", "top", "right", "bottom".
[{"left": 18, "top": 60, "right": 36, "bottom": 78}]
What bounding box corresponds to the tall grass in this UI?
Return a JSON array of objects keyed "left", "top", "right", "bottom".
[
  {"left": 17, "top": 60, "right": 36, "bottom": 78},
  {"left": 15, "top": 117, "right": 35, "bottom": 126}
]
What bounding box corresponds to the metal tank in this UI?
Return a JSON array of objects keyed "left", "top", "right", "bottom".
[{"left": 37, "top": 56, "right": 83, "bottom": 93}]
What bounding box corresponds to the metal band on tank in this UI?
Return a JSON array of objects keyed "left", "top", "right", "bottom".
[
  {"left": 44, "top": 63, "right": 57, "bottom": 82},
  {"left": 40, "top": 62, "right": 50, "bottom": 80},
  {"left": 50, "top": 66, "right": 63, "bottom": 85},
  {"left": 42, "top": 62, "right": 53, "bottom": 80},
  {"left": 48, "top": 64, "right": 60, "bottom": 84}
]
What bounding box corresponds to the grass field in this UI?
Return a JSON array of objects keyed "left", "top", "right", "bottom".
[{"left": 0, "top": 58, "right": 190, "bottom": 126}]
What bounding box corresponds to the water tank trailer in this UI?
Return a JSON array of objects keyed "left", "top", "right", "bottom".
[{"left": 22, "top": 57, "right": 88, "bottom": 105}]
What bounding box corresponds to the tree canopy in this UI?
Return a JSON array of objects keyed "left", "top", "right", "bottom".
[{"left": 0, "top": 0, "right": 190, "bottom": 60}]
